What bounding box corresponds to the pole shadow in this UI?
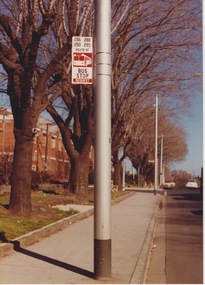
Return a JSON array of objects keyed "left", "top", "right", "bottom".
[{"left": 11, "top": 240, "right": 94, "bottom": 279}]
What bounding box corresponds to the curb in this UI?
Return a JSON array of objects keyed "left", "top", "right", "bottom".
[
  {"left": 129, "top": 194, "right": 162, "bottom": 284},
  {"left": 0, "top": 191, "right": 135, "bottom": 258},
  {"left": 144, "top": 195, "right": 166, "bottom": 284},
  {"left": 124, "top": 188, "right": 167, "bottom": 195}
]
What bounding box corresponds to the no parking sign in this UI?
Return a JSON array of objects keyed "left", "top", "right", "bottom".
[{"left": 72, "top": 37, "right": 93, "bottom": 84}]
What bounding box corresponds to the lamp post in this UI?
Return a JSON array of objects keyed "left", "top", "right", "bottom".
[
  {"left": 122, "top": 160, "right": 125, "bottom": 191},
  {"left": 160, "top": 135, "right": 163, "bottom": 187},
  {"left": 44, "top": 123, "right": 49, "bottom": 173},
  {"left": 154, "top": 95, "right": 158, "bottom": 195}
]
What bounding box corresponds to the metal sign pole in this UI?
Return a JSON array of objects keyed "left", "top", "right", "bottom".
[{"left": 94, "top": 0, "right": 112, "bottom": 280}]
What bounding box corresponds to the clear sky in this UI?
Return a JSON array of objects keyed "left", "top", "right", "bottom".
[
  {"left": 171, "top": 90, "right": 203, "bottom": 177},
  {"left": 170, "top": 10, "right": 203, "bottom": 178}
]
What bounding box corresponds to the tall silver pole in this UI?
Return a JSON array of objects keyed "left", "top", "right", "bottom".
[
  {"left": 160, "top": 135, "right": 163, "bottom": 187},
  {"left": 154, "top": 95, "right": 158, "bottom": 195},
  {"left": 122, "top": 160, "right": 126, "bottom": 191},
  {"left": 138, "top": 165, "right": 141, "bottom": 187},
  {"left": 94, "top": 0, "right": 112, "bottom": 280}
]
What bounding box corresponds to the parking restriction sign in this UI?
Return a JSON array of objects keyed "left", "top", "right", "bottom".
[{"left": 72, "top": 37, "right": 93, "bottom": 84}]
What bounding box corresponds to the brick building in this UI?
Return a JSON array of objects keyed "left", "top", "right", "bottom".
[
  {"left": 0, "top": 108, "right": 14, "bottom": 156},
  {"left": 32, "top": 116, "right": 70, "bottom": 179},
  {"left": 0, "top": 108, "right": 70, "bottom": 180}
]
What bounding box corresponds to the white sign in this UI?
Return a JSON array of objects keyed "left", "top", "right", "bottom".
[{"left": 72, "top": 36, "right": 93, "bottom": 84}]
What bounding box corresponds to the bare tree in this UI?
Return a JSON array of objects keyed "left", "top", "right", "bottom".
[
  {"left": 46, "top": 1, "right": 94, "bottom": 197},
  {"left": 126, "top": 111, "right": 188, "bottom": 185},
  {"left": 171, "top": 169, "right": 192, "bottom": 187},
  {"left": 46, "top": 85, "right": 94, "bottom": 198},
  {"left": 111, "top": 0, "right": 201, "bottom": 186},
  {"left": 0, "top": 0, "right": 76, "bottom": 216}
]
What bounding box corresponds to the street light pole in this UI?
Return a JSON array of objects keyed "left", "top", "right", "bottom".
[
  {"left": 94, "top": 0, "right": 112, "bottom": 280},
  {"left": 45, "top": 123, "right": 49, "bottom": 173},
  {"left": 160, "top": 135, "right": 163, "bottom": 187},
  {"left": 154, "top": 95, "right": 158, "bottom": 195}
]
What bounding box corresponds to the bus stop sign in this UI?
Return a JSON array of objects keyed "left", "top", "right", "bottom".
[{"left": 72, "top": 37, "right": 93, "bottom": 84}]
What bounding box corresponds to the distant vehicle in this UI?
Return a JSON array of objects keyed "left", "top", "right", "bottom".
[
  {"left": 186, "top": 179, "right": 198, "bottom": 188},
  {"left": 163, "top": 181, "right": 176, "bottom": 189}
]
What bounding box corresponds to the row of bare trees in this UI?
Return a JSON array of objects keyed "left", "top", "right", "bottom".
[
  {"left": 126, "top": 111, "right": 187, "bottom": 186},
  {"left": 111, "top": 0, "right": 201, "bottom": 184},
  {"left": 0, "top": 0, "right": 201, "bottom": 216}
]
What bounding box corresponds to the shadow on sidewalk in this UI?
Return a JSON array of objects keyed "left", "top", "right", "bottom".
[{"left": 11, "top": 240, "right": 94, "bottom": 279}]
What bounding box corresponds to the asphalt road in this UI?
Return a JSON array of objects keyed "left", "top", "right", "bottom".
[{"left": 165, "top": 187, "right": 203, "bottom": 284}]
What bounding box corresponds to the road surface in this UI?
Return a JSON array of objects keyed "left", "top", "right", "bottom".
[
  {"left": 146, "top": 187, "right": 203, "bottom": 284},
  {"left": 166, "top": 187, "right": 203, "bottom": 284}
]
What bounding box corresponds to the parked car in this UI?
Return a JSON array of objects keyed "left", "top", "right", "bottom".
[
  {"left": 163, "top": 181, "right": 176, "bottom": 189},
  {"left": 186, "top": 179, "right": 198, "bottom": 188}
]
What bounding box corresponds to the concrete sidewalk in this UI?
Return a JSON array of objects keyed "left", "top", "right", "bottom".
[{"left": 0, "top": 192, "right": 162, "bottom": 284}]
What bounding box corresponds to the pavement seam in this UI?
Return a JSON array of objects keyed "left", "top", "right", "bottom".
[
  {"left": 129, "top": 194, "right": 162, "bottom": 284},
  {"left": 144, "top": 195, "right": 166, "bottom": 284}
]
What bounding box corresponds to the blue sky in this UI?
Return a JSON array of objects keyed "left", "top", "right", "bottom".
[
  {"left": 170, "top": 9, "right": 203, "bottom": 178},
  {"left": 171, "top": 90, "right": 203, "bottom": 177}
]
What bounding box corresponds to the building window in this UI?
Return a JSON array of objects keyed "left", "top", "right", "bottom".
[
  {"left": 33, "top": 136, "right": 37, "bottom": 144},
  {"left": 58, "top": 139, "right": 62, "bottom": 151},
  {"left": 51, "top": 137, "right": 56, "bottom": 149},
  {"left": 42, "top": 156, "right": 46, "bottom": 170},
  {"left": 34, "top": 150, "right": 37, "bottom": 162},
  {"left": 64, "top": 161, "right": 69, "bottom": 176},
  {"left": 58, "top": 160, "right": 63, "bottom": 177},
  {"left": 8, "top": 154, "right": 13, "bottom": 162},
  {"left": 50, "top": 158, "right": 55, "bottom": 174},
  {"left": 42, "top": 135, "right": 47, "bottom": 146}
]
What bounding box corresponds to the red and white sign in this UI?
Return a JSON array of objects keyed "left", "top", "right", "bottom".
[{"left": 72, "top": 37, "right": 93, "bottom": 84}]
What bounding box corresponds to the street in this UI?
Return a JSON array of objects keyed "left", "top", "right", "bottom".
[
  {"left": 146, "top": 187, "right": 203, "bottom": 284},
  {"left": 165, "top": 187, "right": 203, "bottom": 284}
]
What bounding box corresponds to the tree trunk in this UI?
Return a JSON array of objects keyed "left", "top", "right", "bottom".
[
  {"left": 113, "top": 160, "right": 122, "bottom": 190},
  {"left": 9, "top": 130, "right": 33, "bottom": 216},
  {"left": 69, "top": 154, "right": 90, "bottom": 199}
]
